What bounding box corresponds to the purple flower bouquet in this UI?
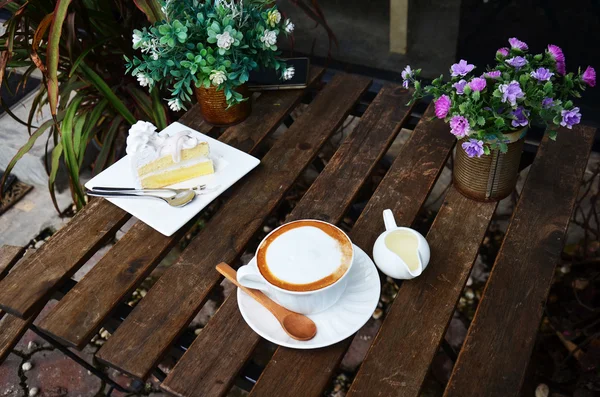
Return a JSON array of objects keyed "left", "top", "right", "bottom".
[{"left": 403, "top": 38, "right": 595, "bottom": 158}]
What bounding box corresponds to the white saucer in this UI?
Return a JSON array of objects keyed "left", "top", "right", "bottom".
[{"left": 237, "top": 245, "right": 381, "bottom": 349}]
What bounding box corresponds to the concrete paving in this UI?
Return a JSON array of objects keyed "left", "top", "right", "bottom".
[{"left": 0, "top": 68, "right": 73, "bottom": 248}]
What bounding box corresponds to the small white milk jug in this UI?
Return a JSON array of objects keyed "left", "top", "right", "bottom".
[{"left": 372, "top": 209, "right": 430, "bottom": 280}]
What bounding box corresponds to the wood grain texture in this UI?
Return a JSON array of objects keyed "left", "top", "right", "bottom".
[
  {"left": 219, "top": 67, "right": 325, "bottom": 153},
  {"left": 0, "top": 245, "right": 25, "bottom": 280},
  {"left": 37, "top": 221, "right": 181, "bottom": 348},
  {"left": 248, "top": 103, "right": 456, "bottom": 397},
  {"left": 444, "top": 126, "right": 596, "bottom": 397},
  {"left": 161, "top": 84, "right": 414, "bottom": 397},
  {"left": 0, "top": 95, "right": 238, "bottom": 321},
  {"left": 95, "top": 74, "right": 372, "bottom": 381},
  {"left": 36, "top": 69, "right": 325, "bottom": 350},
  {"left": 0, "top": 249, "right": 36, "bottom": 364},
  {"left": 177, "top": 104, "right": 220, "bottom": 137},
  {"left": 0, "top": 199, "right": 130, "bottom": 318},
  {"left": 347, "top": 187, "right": 497, "bottom": 397},
  {"left": 0, "top": 311, "right": 36, "bottom": 364},
  {"left": 0, "top": 94, "right": 230, "bottom": 318}
]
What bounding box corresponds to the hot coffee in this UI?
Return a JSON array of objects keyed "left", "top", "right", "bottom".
[{"left": 256, "top": 220, "right": 353, "bottom": 292}]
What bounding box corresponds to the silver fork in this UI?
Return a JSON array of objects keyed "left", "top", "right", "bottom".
[{"left": 90, "top": 184, "right": 219, "bottom": 195}]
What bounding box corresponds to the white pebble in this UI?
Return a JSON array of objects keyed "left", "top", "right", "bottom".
[
  {"left": 28, "top": 387, "right": 39, "bottom": 397},
  {"left": 27, "top": 341, "right": 37, "bottom": 351},
  {"left": 22, "top": 362, "right": 33, "bottom": 371},
  {"left": 535, "top": 383, "right": 549, "bottom": 397},
  {"left": 139, "top": 290, "right": 147, "bottom": 298}
]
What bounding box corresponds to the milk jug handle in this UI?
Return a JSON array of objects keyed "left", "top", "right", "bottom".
[{"left": 383, "top": 209, "right": 398, "bottom": 231}]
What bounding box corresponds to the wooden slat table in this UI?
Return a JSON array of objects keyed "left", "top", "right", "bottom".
[{"left": 0, "top": 69, "right": 595, "bottom": 397}]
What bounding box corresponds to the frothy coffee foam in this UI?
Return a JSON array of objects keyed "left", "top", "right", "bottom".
[{"left": 257, "top": 221, "right": 353, "bottom": 292}]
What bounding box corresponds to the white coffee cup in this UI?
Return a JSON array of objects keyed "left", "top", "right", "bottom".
[{"left": 237, "top": 219, "right": 354, "bottom": 314}]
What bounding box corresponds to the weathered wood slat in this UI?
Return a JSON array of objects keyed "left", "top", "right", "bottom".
[
  {"left": 0, "top": 312, "right": 36, "bottom": 364},
  {"left": 95, "top": 73, "right": 372, "bottom": 381},
  {"left": 0, "top": 108, "right": 222, "bottom": 320},
  {"left": 247, "top": 104, "right": 456, "bottom": 397},
  {"left": 161, "top": 84, "right": 415, "bottom": 397},
  {"left": 36, "top": 67, "right": 325, "bottom": 349},
  {"left": 346, "top": 187, "right": 497, "bottom": 397},
  {"left": 217, "top": 67, "right": 325, "bottom": 153},
  {"left": 444, "top": 126, "right": 596, "bottom": 397},
  {"left": 0, "top": 199, "right": 130, "bottom": 318},
  {"left": 0, "top": 245, "right": 25, "bottom": 280},
  {"left": 176, "top": 103, "right": 220, "bottom": 135},
  {"left": 0, "top": 248, "right": 36, "bottom": 364}
]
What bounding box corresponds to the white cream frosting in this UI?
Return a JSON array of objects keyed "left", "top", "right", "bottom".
[{"left": 126, "top": 121, "right": 202, "bottom": 168}]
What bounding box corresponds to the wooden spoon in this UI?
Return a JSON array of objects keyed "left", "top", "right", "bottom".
[{"left": 216, "top": 263, "right": 317, "bottom": 341}]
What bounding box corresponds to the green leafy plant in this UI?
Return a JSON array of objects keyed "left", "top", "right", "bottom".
[
  {"left": 0, "top": 0, "right": 334, "bottom": 212},
  {"left": 0, "top": 0, "right": 169, "bottom": 210},
  {"left": 404, "top": 37, "right": 595, "bottom": 157},
  {"left": 127, "top": 0, "right": 294, "bottom": 109}
]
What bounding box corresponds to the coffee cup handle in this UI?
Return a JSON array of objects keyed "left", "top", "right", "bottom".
[{"left": 237, "top": 265, "right": 269, "bottom": 291}]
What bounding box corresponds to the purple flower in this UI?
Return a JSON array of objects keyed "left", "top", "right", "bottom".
[
  {"left": 468, "top": 77, "right": 487, "bottom": 92},
  {"left": 462, "top": 139, "right": 485, "bottom": 158},
  {"left": 530, "top": 67, "right": 554, "bottom": 82},
  {"left": 506, "top": 56, "right": 528, "bottom": 69},
  {"left": 548, "top": 45, "right": 566, "bottom": 75},
  {"left": 542, "top": 97, "right": 555, "bottom": 108},
  {"left": 497, "top": 47, "right": 509, "bottom": 57},
  {"left": 582, "top": 66, "right": 596, "bottom": 87},
  {"left": 484, "top": 70, "right": 501, "bottom": 79},
  {"left": 453, "top": 79, "right": 467, "bottom": 95},
  {"left": 401, "top": 65, "right": 413, "bottom": 88},
  {"left": 435, "top": 95, "right": 451, "bottom": 118},
  {"left": 450, "top": 115, "right": 471, "bottom": 138},
  {"left": 547, "top": 44, "right": 565, "bottom": 63},
  {"left": 508, "top": 37, "right": 528, "bottom": 51},
  {"left": 510, "top": 107, "right": 529, "bottom": 127},
  {"left": 450, "top": 59, "right": 475, "bottom": 77},
  {"left": 560, "top": 107, "right": 581, "bottom": 129},
  {"left": 498, "top": 81, "right": 525, "bottom": 106}
]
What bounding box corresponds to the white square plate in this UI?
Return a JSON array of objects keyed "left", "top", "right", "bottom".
[{"left": 85, "top": 122, "right": 260, "bottom": 236}]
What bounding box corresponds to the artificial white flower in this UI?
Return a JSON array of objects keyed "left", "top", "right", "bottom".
[
  {"left": 284, "top": 19, "right": 294, "bottom": 33},
  {"left": 209, "top": 70, "right": 227, "bottom": 85},
  {"left": 283, "top": 67, "right": 295, "bottom": 80},
  {"left": 267, "top": 10, "right": 281, "bottom": 27},
  {"left": 216, "top": 31, "right": 235, "bottom": 50},
  {"left": 260, "top": 30, "right": 277, "bottom": 47},
  {"left": 151, "top": 51, "right": 159, "bottom": 61},
  {"left": 161, "top": 0, "right": 172, "bottom": 18},
  {"left": 168, "top": 98, "right": 182, "bottom": 112},
  {"left": 136, "top": 73, "right": 151, "bottom": 87},
  {"left": 132, "top": 30, "right": 142, "bottom": 48}
]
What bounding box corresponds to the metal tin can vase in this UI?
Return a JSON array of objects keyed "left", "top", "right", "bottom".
[
  {"left": 453, "top": 128, "right": 527, "bottom": 202},
  {"left": 194, "top": 84, "right": 251, "bottom": 126}
]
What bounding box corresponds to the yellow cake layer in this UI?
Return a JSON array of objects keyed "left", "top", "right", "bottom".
[
  {"left": 138, "top": 143, "right": 210, "bottom": 177},
  {"left": 140, "top": 161, "right": 215, "bottom": 188}
]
